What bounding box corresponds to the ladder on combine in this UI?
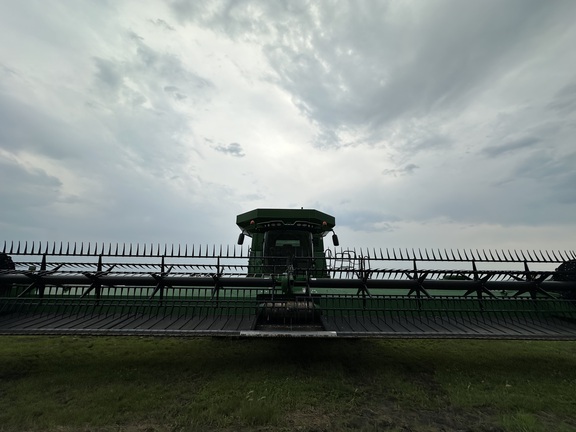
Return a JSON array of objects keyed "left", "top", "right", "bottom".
[{"left": 1, "top": 242, "right": 576, "bottom": 339}]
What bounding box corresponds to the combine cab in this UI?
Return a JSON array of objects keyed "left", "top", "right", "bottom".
[
  {"left": 236, "top": 208, "right": 337, "bottom": 278},
  {"left": 1, "top": 208, "right": 576, "bottom": 339},
  {"left": 236, "top": 208, "right": 338, "bottom": 333}
]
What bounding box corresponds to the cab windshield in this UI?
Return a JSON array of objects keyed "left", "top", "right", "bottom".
[
  {"left": 264, "top": 230, "right": 312, "bottom": 257},
  {"left": 263, "top": 230, "right": 313, "bottom": 272}
]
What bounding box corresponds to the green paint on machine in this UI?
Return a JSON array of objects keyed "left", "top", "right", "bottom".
[{"left": 1, "top": 208, "right": 576, "bottom": 338}]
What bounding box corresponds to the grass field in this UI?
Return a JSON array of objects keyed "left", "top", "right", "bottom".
[{"left": 0, "top": 336, "right": 575, "bottom": 432}]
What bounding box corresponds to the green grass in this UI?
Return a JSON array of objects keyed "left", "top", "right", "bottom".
[{"left": 0, "top": 337, "right": 575, "bottom": 431}]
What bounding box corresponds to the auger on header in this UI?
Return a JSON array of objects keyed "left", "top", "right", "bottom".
[{"left": 1, "top": 208, "right": 576, "bottom": 339}]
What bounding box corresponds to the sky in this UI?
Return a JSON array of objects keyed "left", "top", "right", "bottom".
[{"left": 1, "top": 0, "right": 575, "bottom": 253}]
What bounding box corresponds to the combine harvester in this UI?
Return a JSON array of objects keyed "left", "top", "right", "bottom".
[{"left": 1, "top": 208, "right": 576, "bottom": 339}]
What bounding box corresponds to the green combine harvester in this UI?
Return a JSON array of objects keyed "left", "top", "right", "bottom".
[{"left": 1, "top": 208, "right": 576, "bottom": 338}]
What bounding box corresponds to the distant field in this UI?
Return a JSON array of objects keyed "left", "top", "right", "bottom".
[{"left": 0, "top": 336, "right": 575, "bottom": 432}]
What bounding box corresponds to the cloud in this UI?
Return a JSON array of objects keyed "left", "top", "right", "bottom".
[
  {"left": 163, "top": 85, "right": 187, "bottom": 101},
  {"left": 382, "top": 164, "right": 419, "bottom": 177},
  {"left": 0, "top": 156, "right": 62, "bottom": 206},
  {"left": 548, "top": 82, "right": 576, "bottom": 114},
  {"left": 0, "top": 155, "right": 68, "bottom": 236},
  {"left": 169, "top": 0, "right": 575, "bottom": 152},
  {"left": 94, "top": 57, "right": 123, "bottom": 92},
  {"left": 149, "top": 18, "right": 175, "bottom": 31},
  {"left": 0, "top": 92, "right": 89, "bottom": 160},
  {"left": 215, "top": 142, "right": 245, "bottom": 157},
  {"left": 1, "top": 1, "right": 576, "bottom": 252},
  {"left": 91, "top": 30, "right": 214, "bottom": 108},
  {"left": 336, "top": 209, "right": 400, "bottom": 233},
  {"left": 511, "top": 150, "right": 576, "bottom": 204},
  {"left": 481, "top": 137, "right": 541, "bottom": 158}
]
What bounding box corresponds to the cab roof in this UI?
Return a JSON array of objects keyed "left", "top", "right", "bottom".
[{"left": 236, "top": 208, "right": 336, "bottom": 235}]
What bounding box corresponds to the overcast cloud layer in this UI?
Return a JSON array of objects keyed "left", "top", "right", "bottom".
[{"left": 1, "top": 0, "right": 575, "bottom": 251}]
